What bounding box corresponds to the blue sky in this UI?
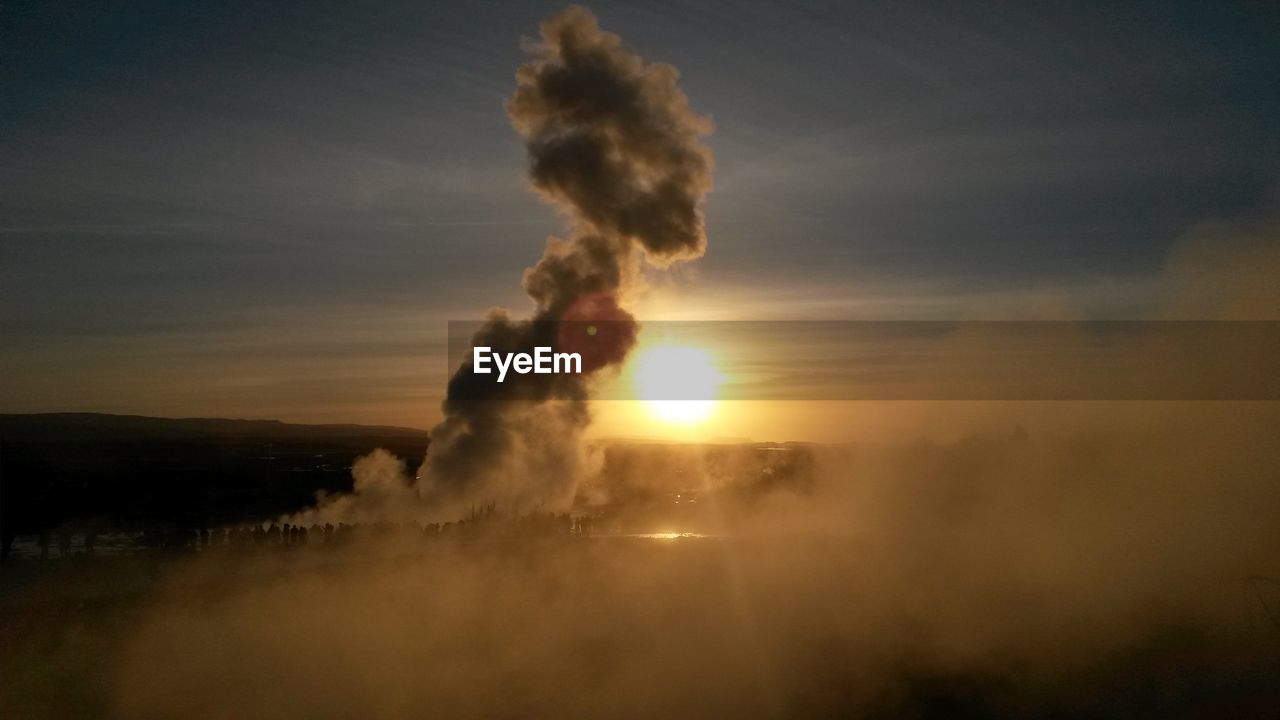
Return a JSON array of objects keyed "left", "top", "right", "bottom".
[{"left": 2, "top": 0, "right": 1276, "bottom": 426}]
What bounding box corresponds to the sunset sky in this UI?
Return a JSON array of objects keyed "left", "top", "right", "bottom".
[{"left": 3, "top": 1, "right": 1277, "bottom": 433}]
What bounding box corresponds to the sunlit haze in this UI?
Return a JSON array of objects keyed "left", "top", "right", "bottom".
[{"left": 2, "top": 3, "right": 1278, "bottom": 718}]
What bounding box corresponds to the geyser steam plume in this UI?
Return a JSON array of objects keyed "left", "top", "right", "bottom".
[{"left": 419, "top": 6, "right": 713, "bottom": 514}]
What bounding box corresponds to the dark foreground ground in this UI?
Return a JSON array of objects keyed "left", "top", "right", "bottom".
[{"left": 3, "top": 537, "right": 1279, "bottom": 720}]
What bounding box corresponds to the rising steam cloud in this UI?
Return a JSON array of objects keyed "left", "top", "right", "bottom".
[
  {"left": 422, "top": 7, "right": 713, "bottom": 514},
  {"left": 306, "top": 7, "right": 713, "bottom": 520}
]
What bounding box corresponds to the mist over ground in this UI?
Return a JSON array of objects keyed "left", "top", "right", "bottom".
[{"left": 6, "top": 404, "right": 1276, "bottom": 718}]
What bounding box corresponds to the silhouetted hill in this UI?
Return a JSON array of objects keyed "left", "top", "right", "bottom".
[
  {"left": 0, "top": 412, "right": 427, "bottom": 442},
  {"left": 0, "top": 413, "right": 429, "bottom": 538}
]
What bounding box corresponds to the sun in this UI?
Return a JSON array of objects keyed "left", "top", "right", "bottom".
[{"left": 630, "top": 344, "right": 724, "bottom": 426}]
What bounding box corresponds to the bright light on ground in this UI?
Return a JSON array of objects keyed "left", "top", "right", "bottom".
[{"left": 630, "top": 344, "right": 724, "bottom": 426}]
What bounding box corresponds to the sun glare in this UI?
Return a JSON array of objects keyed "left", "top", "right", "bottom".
[{"left": 630, "top": 344, "right": 724, "bottom": 426}]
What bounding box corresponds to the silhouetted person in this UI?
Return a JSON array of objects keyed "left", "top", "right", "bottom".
[
  {"left": 84, "top": 529, "right": 97, "bottom": 556},
  {"left": 38, "top": 530, "right": 50, "bottom": 561}
]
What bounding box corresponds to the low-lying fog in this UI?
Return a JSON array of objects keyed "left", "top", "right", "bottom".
[{"left": 90, "top": 403, "right": 1280, "bottom": 718}]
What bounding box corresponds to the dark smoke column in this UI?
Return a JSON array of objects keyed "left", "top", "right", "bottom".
[{"left": 418, "top": 6, "right": 714, "bottom": 514}]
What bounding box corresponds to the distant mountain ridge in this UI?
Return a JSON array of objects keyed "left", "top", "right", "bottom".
[{"left": 0, "top": 412, "right": 429, "bottom": 442}]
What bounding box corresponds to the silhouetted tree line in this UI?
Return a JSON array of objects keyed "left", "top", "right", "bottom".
[{"left": 17, "top": 508, "right": 592, "bottom": 560}]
